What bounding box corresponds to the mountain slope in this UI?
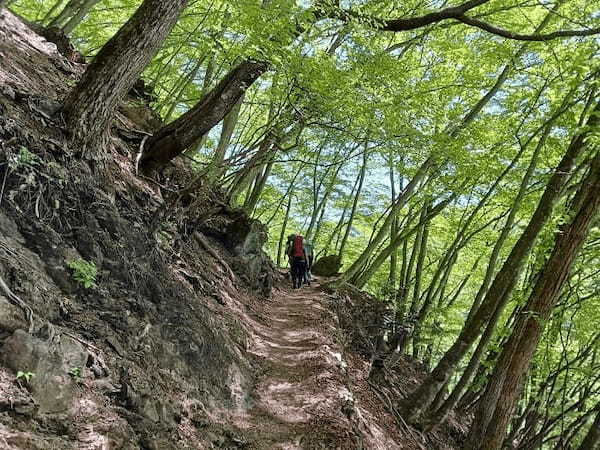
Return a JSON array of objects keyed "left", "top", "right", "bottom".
[{"left": 0, "top": 10, "right": 466, "bottom": 449}]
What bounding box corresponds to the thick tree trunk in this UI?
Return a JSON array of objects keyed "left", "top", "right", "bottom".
[
  {"left": 62, "top": 0, "right": 188, "bottom": 155},
  {"left": 400, "top": 101, "right": 600, "bottom": 424},
  {"left": 138, "top": 60, "right": 269, "bottom": 173},
  {"left": 465, "top": 150, "right": 600, "bottom": 449}
]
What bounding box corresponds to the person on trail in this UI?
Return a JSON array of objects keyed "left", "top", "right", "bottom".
[
  {"left": 286, "top": 234, "right": 306, "bottom": 289},
  {"left": 303, "top": 239, "right": 314, "bottom": 285}
]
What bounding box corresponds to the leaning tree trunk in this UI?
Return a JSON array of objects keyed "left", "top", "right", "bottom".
[
  {"left": 465, "top": 150, "right": 600, "bottom": 450},
  {"left": 423, "top": 108, "right": 554, "bottom": 429},
  {"left": 138, "top": 59, "right": 269, "bottom": 173},
  {"left": 400, "top": 100, "right": 600, "bottom": 424},
  {"left": 62, "top": 0, "right": 188, "bottom": 156},
  {"left": 338, "top": 149, "right": 368, "bottom": 259},
  {"left": 576, "top": 406, "right": 600, "bottom": 450}
]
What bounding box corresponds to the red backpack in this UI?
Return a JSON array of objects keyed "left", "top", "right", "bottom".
[{"left": 292, "top": 235, "right": 305, "bottom": 258}]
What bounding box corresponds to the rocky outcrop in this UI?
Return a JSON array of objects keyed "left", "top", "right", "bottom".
[{"left": 1, "top": 329, "right": 87, "bottom": 414}]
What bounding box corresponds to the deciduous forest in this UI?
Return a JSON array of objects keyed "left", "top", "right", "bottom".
[{"left": 0, "top": 0, "right": 599, "bottom": 448}]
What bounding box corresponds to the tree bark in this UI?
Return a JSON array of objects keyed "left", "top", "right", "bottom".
[
  {"left": 48, "top": 0, "right": 83, "bottom": 28},
  {"left": 62, "top": 0, "right": 188, "bottom": 155},
  {"left": 206, "top": 94, "right": 244, "bottom": 182},
  {"left": 139, "top": 60, "right": 269, "bottom": 172},
  {"left": 465, "top": 149, "right": 600, "bottom": 449},
  {"left": 423, "top": 110, "right": 552, "bottom": 429},
  {"left": 400, "top": 100, "right": 600, "bottom": 424}
]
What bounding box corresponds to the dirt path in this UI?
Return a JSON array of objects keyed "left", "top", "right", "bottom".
[{"left": 231, "top": 280, "right": 404, "bottom": 449}]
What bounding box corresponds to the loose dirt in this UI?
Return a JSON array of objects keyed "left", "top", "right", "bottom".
[{"left": 228, "top": 280, "right": 406, "bottom": 449}]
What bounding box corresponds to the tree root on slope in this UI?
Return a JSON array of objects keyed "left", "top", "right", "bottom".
[
  {"left": 0, "top": 272, "right": 35, "bottom": 333},
  {"left": 367, "top": 376, "right": 427, "bottom": 449}
]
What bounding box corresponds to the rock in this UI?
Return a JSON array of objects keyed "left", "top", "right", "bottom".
[
  {"left": 226, "top": 214, "right": 274, "bottom": 296},
  {"left": 1, "top": 329, "right": 88, "bottom": 414},
  {"left": 0, "top": 295, "right": 27, "bottom": 336},
  {"left": 312, "top": 255, "right": 343, "bottom": 277}
]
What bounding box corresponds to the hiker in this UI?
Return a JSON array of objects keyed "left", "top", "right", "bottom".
[
  {"left": 286, "top": 234, "right": 306, "bottom": 289},
  {"left": 303, "top": 239, "right": 314, "bottom": 285}
]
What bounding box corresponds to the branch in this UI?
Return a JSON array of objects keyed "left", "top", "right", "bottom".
[
  {"left": 329, "top": 0, "right": 600, "bottom": 42},
  {"left": 456, "top": 15, "right": 600, "bottom": 41},
  {"left": 379, "top": 0, "right": 491, "bottom": 31}
]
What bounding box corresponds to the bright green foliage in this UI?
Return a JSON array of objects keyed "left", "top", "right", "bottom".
[
  {"left": 9, "top": 146, "right": 40, "bottom": 169},
  {"left": 67, "top": 259, "right": 97, "bottom": 289},
  {"left": 68, "top": 367, "right": 82, "bottom": 378},
  {"left": 16, "top": 371, "right": 35, "bottom": 383}
]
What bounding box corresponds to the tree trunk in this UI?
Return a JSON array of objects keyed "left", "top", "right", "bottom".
[
  {"left": 465, "top": 150, "right": 600, "bottom": 449},
  {"left": 62, "top": 0, "right": 188, "bottom": 156},
  {"left": 244, "top": 157, "right": 275, "bottom": 214},
  {"left": 423, "top": 111, "right": 552, "bottom": 429},
  {"left": 41, "top": 0, "right": 65, "bottom": 23},
  {"left": 400, "top": 100, "right": 600, "bottom": 424},
  {"left": 206, "top": 94, "right": 245, "bottom": 182},
  {"left": 139, "top": 59, "right": 269, "bottom": 172},
  {"left": 576, "top": 407, "right": 600, "bottom": 450},
  {"left": 277, "top": 191, "right": 294, "bottom": 267},
  {"left": 48, "top": 0, "right": 82, "bottom": 28},
  {"left": 339, "top": 150, "right": 368, "bottom": 259},
  {"left": 352, "top": 193, "right": 454, "bottom": 288},
  {"left": 341, "top": 155, "right": 433, "bottom": 281},
  {"left": 61, "top": 0, "right": 101, "bottom": 34}
]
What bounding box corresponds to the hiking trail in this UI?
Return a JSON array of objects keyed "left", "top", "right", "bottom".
[{"left": 229, "top": 279, "right": 405, "bottom": 449}]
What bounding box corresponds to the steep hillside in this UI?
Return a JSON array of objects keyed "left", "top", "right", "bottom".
[{"left": 0, "top": 11, "right": 466, "bottom": 449}]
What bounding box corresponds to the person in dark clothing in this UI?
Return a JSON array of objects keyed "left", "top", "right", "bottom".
[{"left": 286, "top": 234, "right": 307, "bottom": 289}]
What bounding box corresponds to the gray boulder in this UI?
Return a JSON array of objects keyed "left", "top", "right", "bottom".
[{"left": 1, "top": 329, "right": 88, "bottom": 414}]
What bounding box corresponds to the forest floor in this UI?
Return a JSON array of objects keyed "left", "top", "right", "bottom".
[{"left": 0, "top": 9, "right": 467, "bottom": 449}]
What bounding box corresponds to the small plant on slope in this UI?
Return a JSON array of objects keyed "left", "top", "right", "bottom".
[
  {"left": 16, "top": 371, "right": 35, "bottom": 384},
  {"left": 67, "top": 259, "right": 97, "bottom": 288}
]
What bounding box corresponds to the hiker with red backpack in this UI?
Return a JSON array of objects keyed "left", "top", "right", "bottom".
[{"left": 286, "top": 234, "right": 307, "bottom": 289}]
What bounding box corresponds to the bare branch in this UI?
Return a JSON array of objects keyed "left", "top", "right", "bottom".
[{"left": 456, "top": 14, "right": 600, "bottom": 41}]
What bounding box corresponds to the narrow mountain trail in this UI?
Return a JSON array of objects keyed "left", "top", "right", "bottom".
[{"left": 229, "top": 279, "right": 407, "bottom": 450}]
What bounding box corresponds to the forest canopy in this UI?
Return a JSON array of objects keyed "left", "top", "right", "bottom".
[{"left": 5, "top": 0, "right": 600, "bottom": 447}]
